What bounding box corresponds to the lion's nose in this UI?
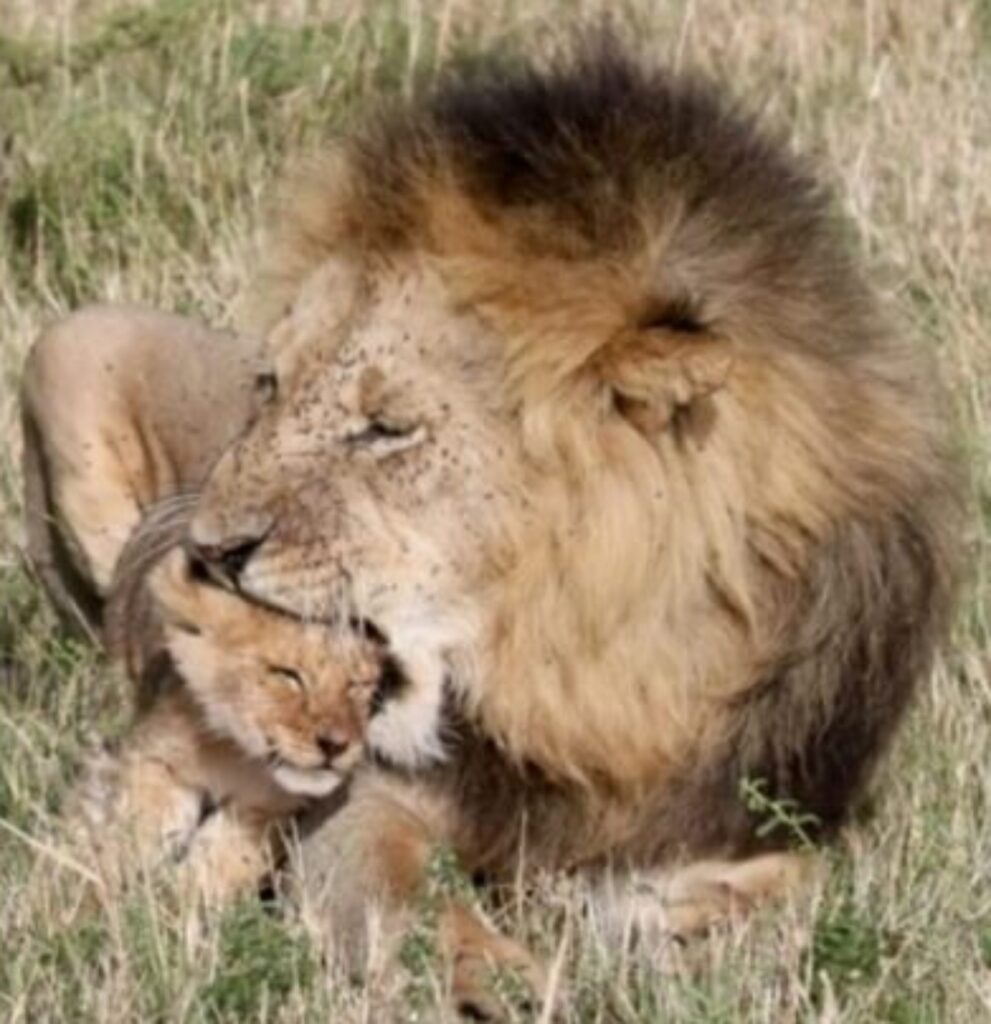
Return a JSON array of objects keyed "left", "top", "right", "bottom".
[{"left": 188, "top": 533, "right": 265, "bottom": 588}]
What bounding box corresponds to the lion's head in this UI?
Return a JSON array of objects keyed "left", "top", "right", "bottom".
[{"left": 190, "top": 48, "right": 956, "bottom": 809}]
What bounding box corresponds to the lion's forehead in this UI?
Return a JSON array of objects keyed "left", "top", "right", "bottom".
[
  {"left": 246, "top": 268, "right": 510, "bottom": 489},
  {"left": 276, "top": 259, "right": 492, "bottom": 396}
]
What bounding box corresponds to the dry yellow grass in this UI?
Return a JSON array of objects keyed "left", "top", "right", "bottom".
[{"left": 1, "top": 1, "right": 988, "bottom": 1021}]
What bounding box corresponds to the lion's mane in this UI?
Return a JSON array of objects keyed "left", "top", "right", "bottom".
[{"left": 252, "top": 44, "right": 960, "bottom": 869}]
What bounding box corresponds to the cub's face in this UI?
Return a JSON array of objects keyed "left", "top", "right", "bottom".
[{"left": 150, "top": 549, "right": 383, "bottom": 797}]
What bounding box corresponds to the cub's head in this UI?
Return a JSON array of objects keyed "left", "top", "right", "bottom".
[
  {"left": 150, "top": 549, "right": 383, "bottom": 797},
  {"left": 189, "top": 48, "right": 950, "bottom": 787}
]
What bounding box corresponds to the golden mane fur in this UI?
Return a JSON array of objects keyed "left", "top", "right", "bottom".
[{"left": 192, "top": 43, "right": 960, "bottom": 873}]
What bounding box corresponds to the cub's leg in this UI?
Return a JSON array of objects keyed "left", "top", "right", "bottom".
[
  {"left": 71, "top": 693, "right": 276, "bottom": 904},
  {"left": 78, "top": 747, "right": 203, "bottom": 863},
  {"left": 20, "top": 305, "right": 262, "bottom": 629},
  {"left": 68, "top": 749, "right": 273, "bottom": 909},
  {"left": 69, "top": 692, "right": 209, "bottom": 872},
  {"left": 296, "top": 770, "right": 546, "bottom": 1019}
]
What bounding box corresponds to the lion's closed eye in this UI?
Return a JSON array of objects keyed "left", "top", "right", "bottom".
[{"left": 344, "top": 419, "right": 426, "bottom": 456}]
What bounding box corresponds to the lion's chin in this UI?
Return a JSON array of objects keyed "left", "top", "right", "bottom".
[{"left": 364, "top": 631, "right": 457, "bottom": 769}]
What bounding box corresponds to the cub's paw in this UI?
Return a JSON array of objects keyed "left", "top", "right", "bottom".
[{"left": 177, "top": 807, "right": 273, "bottom": 906}]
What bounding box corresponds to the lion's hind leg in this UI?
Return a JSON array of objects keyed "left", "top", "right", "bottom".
[
  {"left": 22, "top": 309, "right": 165, "bottom": 600},
  {"left": 594, "top": 851, "right": 817, "bottom": 950}
]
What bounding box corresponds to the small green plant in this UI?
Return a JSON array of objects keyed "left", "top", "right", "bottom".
[
  {"left": 739, "top": 776, "right": 821, "bottom": 850},
  {"left": 979, "top": 925, "right": 991, "bottom": 969},
  {"left": 880, "top": 997, "right": 944, "bottom": 1024},
  {"left": 423, "top": 843, "right": 476, "bottom": 903}
]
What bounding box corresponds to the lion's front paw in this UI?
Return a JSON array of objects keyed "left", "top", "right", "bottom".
[{"left": 440, "top": 903, "right": 550, "bottom": 1022}]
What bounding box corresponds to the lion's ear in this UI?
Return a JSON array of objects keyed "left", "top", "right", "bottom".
[{"left": 604, "top": 304, "right": 734, "bottom": 442}]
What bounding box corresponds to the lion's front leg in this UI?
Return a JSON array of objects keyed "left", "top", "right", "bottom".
[
  {"left": 295, "top": 769, "right": 547, "bottom": 1018},
  {"left": 295, "top": 769, "right": 441, "bottom": 975},
  {"left": 440, "top": 900, "right": 550, "bottom": 1021}
]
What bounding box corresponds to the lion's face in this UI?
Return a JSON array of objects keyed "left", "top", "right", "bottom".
[{"left": 191, "top": 258, "right": 527, "bottom": 767}]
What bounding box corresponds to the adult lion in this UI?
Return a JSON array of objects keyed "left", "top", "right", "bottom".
[{"left": 23, "top": 44, "right": 959, "bottom": 1016}]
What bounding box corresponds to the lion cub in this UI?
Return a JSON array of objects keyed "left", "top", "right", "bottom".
[{"left": 79, "top": 547, "right": 381, "bottom": 901}]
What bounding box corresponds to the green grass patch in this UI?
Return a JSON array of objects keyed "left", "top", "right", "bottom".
[{"left": 197, "top": 901, "right": 318, "bottom": 1021}]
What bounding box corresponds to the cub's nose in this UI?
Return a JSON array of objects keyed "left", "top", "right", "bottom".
[
  {"left": 315, "top": 730, "right": 351, "bottom": 764},
  {"left": 187, "top": 533, "right": 265, "bottom": 588}
]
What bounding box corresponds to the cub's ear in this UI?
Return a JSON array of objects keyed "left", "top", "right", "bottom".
[
  {"left": 602, "top": 301, "right": 734, "bottom": 442},
  {"left": 148, "top": 548, "right": 204, "bottom": 635}
]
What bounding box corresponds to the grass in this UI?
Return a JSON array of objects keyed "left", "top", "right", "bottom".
[{"left": 1, "top": 0, "right": 989, "bottom": 1020}]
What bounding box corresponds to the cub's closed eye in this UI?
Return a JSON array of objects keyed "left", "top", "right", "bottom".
[
  {"left": 171, "top": 621, "right": 202, "bottom": 636},
  {"left": 254, "top": 372, "right": 278, "bottom": 403},
  {"left": 267, "top": 665, "right": 306, "bottom": 690}
]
